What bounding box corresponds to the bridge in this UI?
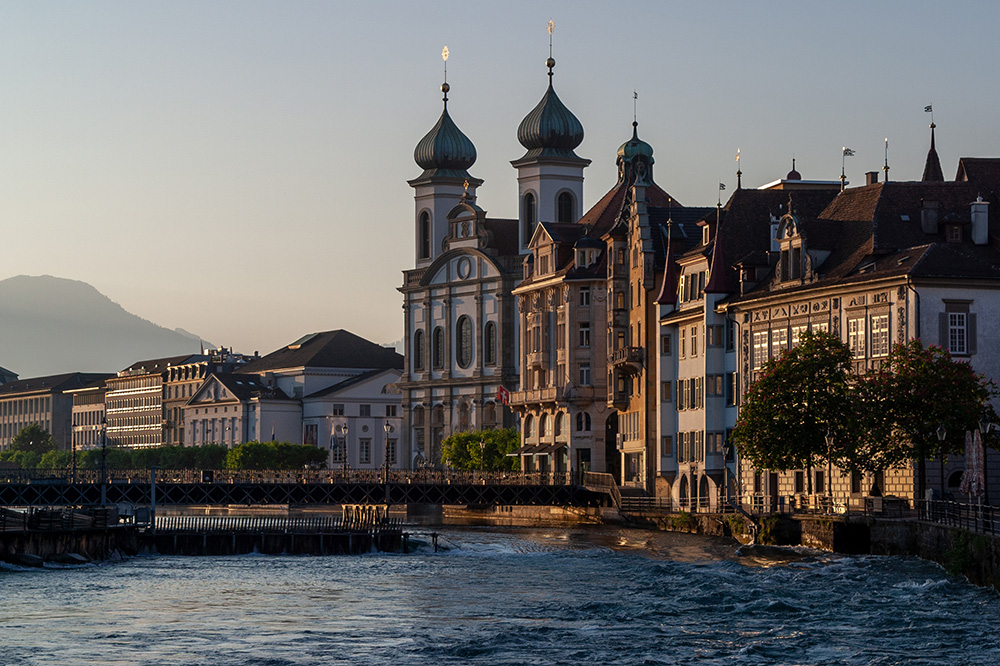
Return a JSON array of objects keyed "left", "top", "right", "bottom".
[{"left": 0, "top": 468, "right": 619, "bottom": 509}]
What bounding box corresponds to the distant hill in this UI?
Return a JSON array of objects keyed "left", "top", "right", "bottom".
[{"left": 0, "top": 275, "right": 212, "bottom": 378}]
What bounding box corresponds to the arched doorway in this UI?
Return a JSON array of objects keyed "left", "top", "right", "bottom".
[
  {"left": 698, "top": 476, "right": 710, "bottom": 511},
  {"left": 679, "top": 475, "right": 690, "bottom": 510}
]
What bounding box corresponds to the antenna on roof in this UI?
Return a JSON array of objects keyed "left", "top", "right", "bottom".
[{"left": 883, "top": 137, "right": 890, "bottom": 183}]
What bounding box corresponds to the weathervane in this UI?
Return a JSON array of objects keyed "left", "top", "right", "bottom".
[
  {"left": 633, "top": 91, "right": 638, "bottom": 124},
  {"left": 441, "top": 46, "right": 450, "bottom": 106},
  {"left": 883, "top": 137, "right": 890, "bottom": 182},
  {"left": 547, "top": 20, "right": 556, "bottom": 79},
  {"left": 736, "top": 148, "right": 742, "bottom": 190}
]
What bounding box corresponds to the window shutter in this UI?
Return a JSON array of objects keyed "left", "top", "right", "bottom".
[
  {"left": 969, "top": 313, "right": 978, "bottom": 355},
  {"left": 939, "top": 313, "right": 948, "bottom": 351}
]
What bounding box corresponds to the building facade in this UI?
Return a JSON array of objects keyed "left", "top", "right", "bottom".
[{"left": 0, "top": 373, "right": 111, "bottom": 451}]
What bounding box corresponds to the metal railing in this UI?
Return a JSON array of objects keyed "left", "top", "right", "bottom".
[{"left": 919, "top": 499, "right": 1000, "bottom": 536}]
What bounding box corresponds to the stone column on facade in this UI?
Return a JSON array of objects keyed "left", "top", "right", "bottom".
[
  {"left": 443, "top": 297, "right": 452, "bottom": 380},
  {"left": 474, "top": 288, "right": 484, "bottom": 378}
]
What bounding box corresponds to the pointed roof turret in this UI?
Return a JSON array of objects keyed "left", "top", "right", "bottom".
[
  {"left": 654, "top": 221, "right": 679, "bottom": 305},
  {"left": 922, "top": 123, "right": 944, "bottom": 182},
  {"left": 516, "top": 56, "right": 585, "bottom": 160},
  {"left": 413, "top": 79, "right": 478, "bottom": 180},
  {"left": 786, "top": 158, "right": 802, "bottom": 181}
]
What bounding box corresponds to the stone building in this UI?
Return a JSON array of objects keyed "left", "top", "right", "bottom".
[{"left": 0, "top": 372, "right": 111, "bottom": 450}]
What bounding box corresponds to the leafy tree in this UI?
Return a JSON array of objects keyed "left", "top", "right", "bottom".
[
  {"left": 856, "top": 339, "right": 998, "bottom": 496},
  {"left": 9, "top": 423, "right": 57, "bottom": 455},
  {"left": 730, "top": 332, "right": 856, "bottom": 474},
  {"left": 440, "top": 428, "right": 521, "bottom": 471},
  {"left": 38, "top": 450, "right": 72, "bottom": 469},
  {"left": 224, "top": 441, "right": 328, "bottom": 470}
]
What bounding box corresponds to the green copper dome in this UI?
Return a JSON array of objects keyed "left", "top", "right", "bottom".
[
  {"left": 516, "top": 61, "right": 584, "bottom": 159},
  {"left": 617, "top": 122, "right": 654, "bottom": 162},
  {"left": 414, "top": 88, "right": 477, "bottom": 178}
]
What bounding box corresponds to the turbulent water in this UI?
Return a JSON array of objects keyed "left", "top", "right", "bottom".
[{"left": 2, "top": 526, "right": 999, "bottom": 665}]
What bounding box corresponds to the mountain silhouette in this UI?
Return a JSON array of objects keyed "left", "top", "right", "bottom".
[{"left": 0, "top": 275, "right": 211, "bottom": 378}]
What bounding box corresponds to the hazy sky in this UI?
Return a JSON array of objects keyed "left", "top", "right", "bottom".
[{"left": 4, "top": 1, "right": 1000, "bottom": 357}]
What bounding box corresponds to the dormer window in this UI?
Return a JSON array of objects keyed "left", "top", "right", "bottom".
[
  {"left": 776, "top": 214, "right": 805, "bottom": 283},
  {"left": 945, "top": 224, "right": 962, "bottom": 243}
]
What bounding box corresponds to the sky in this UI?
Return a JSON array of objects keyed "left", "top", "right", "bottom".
[{"left": 3, "top": 1, "right": 1000, "bottom": 357}]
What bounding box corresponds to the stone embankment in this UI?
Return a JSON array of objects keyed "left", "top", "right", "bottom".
[{"left": 636, "top": 510, "right": 1000, "bottom": 591}]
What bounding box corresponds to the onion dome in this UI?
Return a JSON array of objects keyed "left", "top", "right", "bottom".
[
  {"left": 413, "top": 82, "right": 477, "bottom": 179},
  {"left": 617, "top": 122, "right": 654, "bottom": 162},
  {"left": 516, "top": 58, "right": 585, "bottom": 159},
  {"left": 786, "top": 158, "right": 801, "bottom": 181}
]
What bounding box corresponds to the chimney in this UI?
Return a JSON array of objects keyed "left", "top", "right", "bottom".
[
  {"left": 921, "top": 199, "right": 940, "bottom": 234},
  {"left": 865, "top": 171, "right": 879, "bottom": 186},
  {"left": 971, "top": 196, "right": 990, "bottom": 245}
]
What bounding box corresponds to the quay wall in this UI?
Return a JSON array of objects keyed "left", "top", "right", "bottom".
[{"left": 0, "top": 527, "right": 142, "bottom": 563}]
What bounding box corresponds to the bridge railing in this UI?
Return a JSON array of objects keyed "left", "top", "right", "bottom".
[{"left": 0, "top": 467, "right": 587, "bottom": 487}]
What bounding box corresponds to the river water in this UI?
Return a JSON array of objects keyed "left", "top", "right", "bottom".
[{"left": 2, "top": 526, "right": 999, "bottom": 665}]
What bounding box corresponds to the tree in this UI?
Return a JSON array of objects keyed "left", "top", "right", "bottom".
[
  {"left": 440, "top": 428, "right": 521, "bottom": 471},
  {"left": 224, "top": 441, "right": 328, "bottom": 470},
  {"left": 730, "top": 332, "right": 856, "bottom": 474},
  {"left": 9, "top": 423, "right": 57, "bottom": 455},
  {"left": 855, "top": 339, "right": 998, "bottom": 496}
]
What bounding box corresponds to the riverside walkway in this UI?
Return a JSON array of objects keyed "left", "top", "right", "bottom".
[{"left": 0, "top": 468, "right": 618, "bottom": 509}]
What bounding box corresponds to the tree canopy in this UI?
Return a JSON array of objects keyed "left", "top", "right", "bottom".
[
  {"left": 439, "top": 428, "right": 520, "bottom": 471},
  {"left": 731, "top": 334, "right": 998, "bottom": 479},
  {"left": 223, "top": 441, "right": 329, "bottom": 470},
  {"left": 9, "top": 423, "right": 57, "bottom": 455}
]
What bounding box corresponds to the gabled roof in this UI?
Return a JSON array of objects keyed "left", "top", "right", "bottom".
[
  {"left": 239, "top": 330, "right": 403, "bottom": 374},
  {"left": 0, "top": 372, "right": 114, "bottom": 397}
]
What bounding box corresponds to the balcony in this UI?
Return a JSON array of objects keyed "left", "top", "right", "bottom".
[{"left": 609, "top": 346, "right": 644, "bottom": 375}]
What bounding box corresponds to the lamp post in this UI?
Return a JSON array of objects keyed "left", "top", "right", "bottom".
[
  {"left": 479, "top": 437, "right": 486, "bottom": 473},
  {"left": 825, "top": 430, "right": 834, "bottom": 513},
  {"left": 100, "top": 416, "right": 108, "bottom": 508},
  {"left": 338, "top": 423, "right": 350, "bottom": 474},
  {"left": 979, "top": 416, "right": 992, "bottom": 506},
  {"left": 937, "top": 424, "right": 947, "bottom": 502},
  {"left": 383, "top": 421, "right": 394, "bottom": 482}
]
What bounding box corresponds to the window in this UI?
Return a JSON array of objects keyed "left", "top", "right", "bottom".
[
  {"left": 771, "top": 328, "right": 788, "bottom": 357},
  {"left": 946, "top": 224, "right": 962, "bottom": 243},
  {"left": 813, "top": 322, "right": 829, "bottom": 334},
  {"left": 525, "top": 414, "right": 536, "bottom": 438},
  {"left": 359, "top": 439, "right": 372, "bottom": 465},
  {"left": 413, "top": 330, "right": 425, "bottom": 371},
  {"left": 814, "top": 470, "right": 825, "bottom": 494},
  {"left": 523, "top": 193, "right": 536, "bottom": 242},
  {"left": 791, "top": 324, "right": 808, "bottom": 348},
  {"left": 579, "top": 287, "right": 590, "bottom": 306},
  {"left": 752, "top": 331, "right": 769, "bottom": 369},
  {"left": 419, "top": 212, "right": 431, "bottom": 259},
  {"left": 457, "top": 316, "right": 473, "bottom": 368},
  {"left": 575, "top": 412, "right": 591, "bottom": 432},
  {"left": 484, "top": 322, "right": 497, "bottom": 365},
  {"left": 725, "top": 319, "right": 735, "bottom": 351},
  {"left": 694, "top": 377, "right": 704, "bottom": 409},
  {"left": 725, "top": 372, "right": 738, "bottom": 407},
  {"left": 557, "top": 192, "right": 574, "bottom": 223},
  {"left": 304, "top": 424, "right": 317, "bottom": 446},
  {"left": 332, "top": 438, "right": 346, "bottom": 463},
  {"left": 794, "top": 471, "right": 805, "bottom": 494},
  {"left": 948, "top": 312, "right": 968, "bottom": 355},
  {"left": 871, "top": 314, "right": 890, "bottom": 357},
  {"left": 386, "top": 405, "right": 397, "bottom": 417},
  {"left": 661, "top": 334, "right": 671, "bottom": 356},
  {"left": 942, "top": 303, "right": 975, "bottom": 356},
  {"left": 616, "top": 291, "right": 626, "bottom": 309},
  {"left": 661, "top": 381, "right": 672, "bottom": 402},
  {"left": 386, "top": 439, "right": 397, "bottom": 466},
  {"left": 680, "top": 328, "right": 686, "bottom": 358},
  {"left": 661, "top": 436, "right": 673, "bottom": 457},
  {"left": 578, "top": 322, "right": 591, "bottom": 348},
  {"left": 540, "top": 414, "right": 551, "bottom": 437},
  {"left": 848, "top": 318, "right": 866, "bottom": 358},
  {"left": 690, "top": 326, "right": 699, "bottom": 356},
  {"left": 579, "top": 363, "right": 591, "bottom": 386},
  {"left": 432, "top": 327, "right": 444, "bottom": 368},
  {"left": 360, "top": 404, "right": 371, "bottom": 417},
  {"left": 707, "top": 325, "right": 723, "bottom": 347}
]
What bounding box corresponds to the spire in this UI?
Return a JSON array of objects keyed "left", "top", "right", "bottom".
[
  {"left": 515, "top": 22, "right": 585, "bottom": 161},
  {"left": 412, "top": 48, "right": 477, "bottom": 180},
  {"left": 736, "top": 148, "right": 742, "bottom": 190},
  {"left": 786, "top": 157, "right": 801, "bottom": 181},
  {"left": 922, "top": 123, "right": 944, "bottom": 182}
]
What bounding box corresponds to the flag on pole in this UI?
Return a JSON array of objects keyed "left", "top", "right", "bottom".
[
  {"left": 924, "top": 105, "right": 933, "bottom": 113},
  {"left": 842, "top": 147, "right": 855, "bottom": 157},
  {"left": 719, "top": 182, "right": 726, "bottom": 191},
  {"left": 497, "top": 385, "right": 511, "bottom": 405}
]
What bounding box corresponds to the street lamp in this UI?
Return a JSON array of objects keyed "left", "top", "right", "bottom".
[
  {"left": 383, "top": 421, "right": 394, "bottom": 480},
  {"left": 825, "top": 430, "right": 834, "bottom": 512},
  {"left": 337, "top": 423, "right": 350, "bottom": 474},
  {"left": 479, "top": 437, "right": 486, "bottom": 473}
]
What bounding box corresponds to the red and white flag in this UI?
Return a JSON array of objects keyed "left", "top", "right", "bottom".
[{"left": 497, "top": 385, "right": 511, "bottom": 405}]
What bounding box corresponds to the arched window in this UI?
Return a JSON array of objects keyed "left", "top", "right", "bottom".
[
  {"left": 554, "top": 412, "right": 564, "bottom": 438},
  {"left": 523, "top": 192, "right": 536, "bottom": 243},
  {"left": 556, "top": 413, "right": 569, "bottom": 439},
  {"left": 413, "top": 330, "right": 425, "bottom": 371},
  {"left": 557, "top": 192, "right": 574, "bottom": 223},
  {"left": 525, "top": 414, "right": 536, "bottom": 438},
  {"left": 540, "top": 413, "right": 551, "bottom": 438},
  {"left": 575, "top": 412, "right": 591, "bottom": 432},
  {"left": 456, "top": 316, "right": 473, "bottom": 368},
  {"left": 484, "top": 321, "right": 497, "bottom": 366},
  {"left": 419, "top": 211, "right": 431, "bottom": 259},
  {"left": 432, "top": 327, "right": 444, "bottom": 369},
  {"left": 412, "top": 406, "right": 424, "bottom": 426}
]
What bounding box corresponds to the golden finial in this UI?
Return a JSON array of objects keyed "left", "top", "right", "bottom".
[
  {"left": 546, "top": 20, "right": 556, "bottom": 76},
  {"left": 441, "top": 46, "right": 450, "bottom": 104}
]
